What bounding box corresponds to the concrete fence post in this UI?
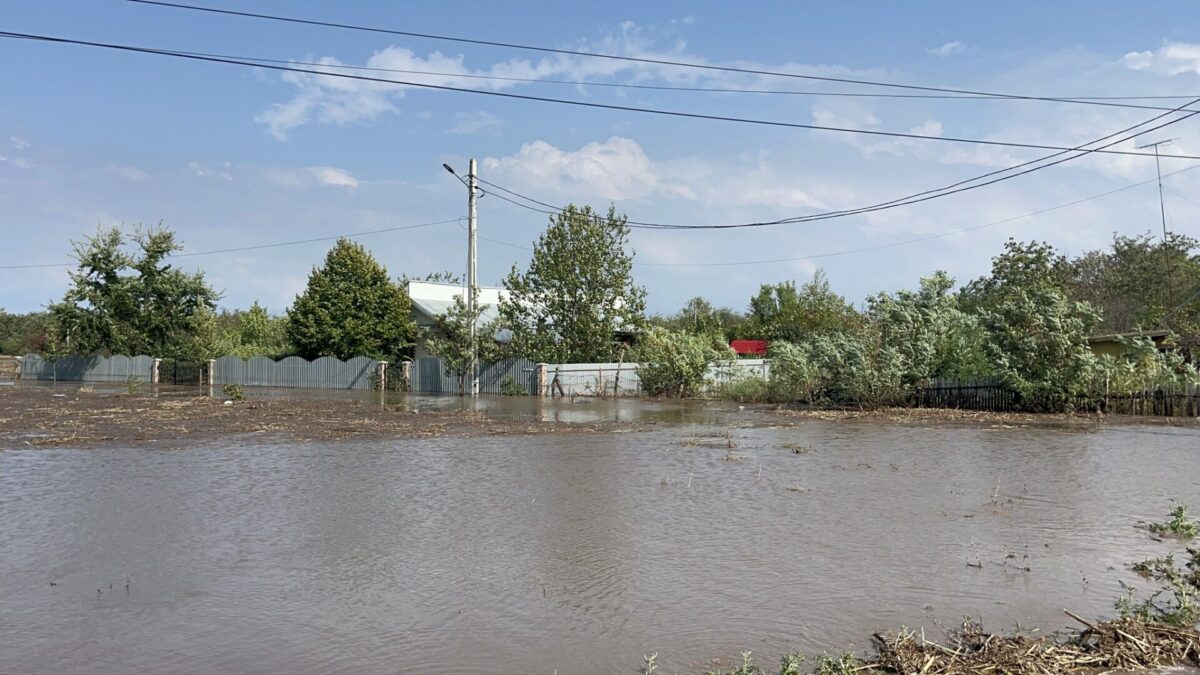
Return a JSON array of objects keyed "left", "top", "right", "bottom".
[
  {"left": 207, "top": 359, "right": 216, "bottom": 386},
  {"left": 536, "top": 363, "right": 547, "bottom": 397},
  {"left": 151, "top": 358, "right": 161, "bottom": 384},
  {"left": 377, "top": 361, "right": 389, "bottom": 391},
  {"left": 400, "top": 360, "right": 412, "bottom": 391}
]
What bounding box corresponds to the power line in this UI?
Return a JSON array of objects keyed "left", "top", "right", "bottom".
[
  {"left": 5, "top": 30, "right": 1199, "bottom": 163},
  {"left": 0, "top": 218, "right": 461, "bottom": 270},
  {"left": 147, "top": 47, "right": 1197, "bottom": 113},
  {"left": 476, "top": 90, "right": 1200, "bottom": 230},
  {"left": 126, "top": 0, "right": 1200, "bottom": 115},
  {"left": 478, "top": 165, "right": 1200, "bottom": 268}
]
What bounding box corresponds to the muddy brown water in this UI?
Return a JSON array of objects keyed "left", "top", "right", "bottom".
[{"left": 2, "top": 396, "right": 1199, "bottom": 674}]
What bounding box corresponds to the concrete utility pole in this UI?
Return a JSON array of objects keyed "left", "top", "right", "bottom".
[
  {"left": 467, "top": 158, "right": 479, "bottom": 397},
  {"left": 1137, "top": 138, "right": 1177, "bottom": 309},
  {"left": 444, "top": 159, "right": 482, "bottom": 397}
]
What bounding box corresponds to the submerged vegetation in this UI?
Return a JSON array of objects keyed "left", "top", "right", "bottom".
[
  {"left": 684, "top": 515, "right": 1200, "bottom": 675},
  {"left": 1148, "top": 505, "right": 1199, "bottom": 539}
]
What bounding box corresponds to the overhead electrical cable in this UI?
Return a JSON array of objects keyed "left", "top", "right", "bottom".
[
  {"left": 139, "top": 46, "right": 1196, "bottom": 113},
  {"left": 3, "top": 31, "right": 1198, "bottom": 163},
  {"left": 477, "top": 91, "right": 1200, "bottom": 230},
  {"left": 125, "top": 0, "right": 1199, "bottom": 115},
  {"left": 478, "top": 165, "right": 1200, "bottom": 267},
  {"left": 0, "top": 218, "right": 461, "bottom": 271}
]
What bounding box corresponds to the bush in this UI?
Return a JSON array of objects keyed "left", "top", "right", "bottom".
[
  {"left": 768, "top": 329, "right": 907, "bottom": 407},
  {"left": 636, "top": 327, "right": 732, "bottom": 398}
]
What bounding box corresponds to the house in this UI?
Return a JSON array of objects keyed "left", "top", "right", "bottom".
[
  {"left": 406, "top": 281, "right": 509, "bottom": 359},
  {"left": 1086, "top": 329, "right": 1172, "bottom": 358}
]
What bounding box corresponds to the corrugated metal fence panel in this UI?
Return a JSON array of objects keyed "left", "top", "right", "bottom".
[
  {"left": 213, "top": 355, "right": 378, "bottom": 390},
  {"left": 478, "top": 357, "right": 537, "bottom": 395},
  {"left": 706, "top": 359, "right": 771, "bottom": 388},
  {"left": 545, "top": 362, "right": 642, "bottom": 397},
  {"left": 410, "top": 357, "right": 538, "bottom": 395},
  {"left": 541, "top": 359, "right": 771, "bottom": 397},
  {"left": 20, "top": 354, "right": 154, "bottom": 382}
]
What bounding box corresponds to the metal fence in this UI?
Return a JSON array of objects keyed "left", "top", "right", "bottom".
[
  {"left": 20, "top": 353, "right": 155, "bottom": 382},
  {"left": 915, "top": 378, "right": 1021, "bottom": 411},
  {"left": 212, "top": 355, "right": 379, "bottom": 390},
  {"left": 540, "top": 359, "right": 772, "bottom": 397},
  {"left": 409, "top": 356, "right": 537, "bottom": 395}
]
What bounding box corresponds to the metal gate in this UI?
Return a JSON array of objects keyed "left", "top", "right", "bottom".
[
  {"left": 410, "top": 357, "right": 536, "bottom": 395},
  {"left": 160, "top": 358, "right": 205, "bottom": 386}
]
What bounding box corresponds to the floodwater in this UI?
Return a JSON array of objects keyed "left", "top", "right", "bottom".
[{"left": 2, "top": 398, "right": 1199, "bottom": 674}]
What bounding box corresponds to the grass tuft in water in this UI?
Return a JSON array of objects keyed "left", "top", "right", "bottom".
[{"left": 1148, "top": 505, "right": 1198, "bottom": 538}]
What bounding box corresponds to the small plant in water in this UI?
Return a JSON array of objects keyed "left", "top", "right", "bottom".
[
  {"left": 643, "top": 652, "right": 657, "bottom": 674},
  {"left": 703, "top": 650, "right": 762, "bottom": 675},
  {"left": 815, "top": 652, "right": 859, "bottom": 675},
  {"left": 125, "top": 375, "right": 143, "bottom": 395},
  {"left": 1117, "top": 548, "right": 1200, "bottom": 626},
  {"left": 777, "top": 650, "right": 804, "bottom": 675},
  {"left": 499, "top": 374, "right": 528, "bottom": 396},
  {"left": 222, "top": 383, "right": 245, "bottom": 401},
  {"left": 1149, "top": 505, "right": 1198, "bottom": 538}
]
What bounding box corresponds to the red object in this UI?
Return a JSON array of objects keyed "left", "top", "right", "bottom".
[{"left": 730, "top": 340, "right": 768, "bottom": 356}]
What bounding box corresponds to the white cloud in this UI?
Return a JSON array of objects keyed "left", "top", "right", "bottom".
[
  {"left": 307, "top": 166, "right": 359, "bottom": 188},
  {"left": 9, "top": 136, "right": 30, "bottom": 150},
  {"left": 256, "top": 21, "right": 900, "bottom": 137},
  {"left": 926, "top": 41, "right": 965, "bottom": 58},
  {"left": 447, "top": 111, "right": 503, "bottom": 135},
  {"left": 484, "top": 136, "right": 690, "bottom": 201},
  {"left": 2, "top": 156, "right": 34, "bottom": 170},
  {"left": 483, "top": 136, "right": 826, "bottom": 212},
  {"left": 107, "top": 165, "right": 149, "bottom": 182},
  {"left": 1121, "top": 41, "right": 1200, "bottom": 75},
  {"left": 185, "top": 161, "right": 233, "bottom": 181},
  {"left": 263, "top": 166, "right": 359, "bottom": 190}
]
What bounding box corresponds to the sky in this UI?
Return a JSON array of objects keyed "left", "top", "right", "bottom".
[{"left": 2, "top": 1, "right": 1200, "bottom": 316}]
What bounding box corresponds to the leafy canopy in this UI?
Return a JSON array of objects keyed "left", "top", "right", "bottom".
[
  {"left": 500, "top": 205, "right": 646, "bottom": 363},
  {"left": 286, "top": 239, "right": 415, "bottom": 360},
  {"left": 48, "top": 225, "right": 219, "bottom": 358}
]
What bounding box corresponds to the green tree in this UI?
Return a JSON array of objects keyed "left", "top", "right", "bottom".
[
  {"left": 48, "top": 225, "right": 219, "bottom": 357},
  {"left": 500, "top": 205, "right": 646, "bottom": 363},
  {"left": 229, "top": 301, "right": 290, "bottom": 357},
  {"left": 868, "top": 271, "right": 987, "bottom": 385},
  {"left": 636, "top": 327, "right": 732, "bottom": 397},
  {"left": 747, "top": 270, "right": 859, "bottom": 342},
  {"left": 286, "top": 239, "right": 415, "bottom": 360},
  {"left": 0, "top": 310, "right": 49, "bottom": 355},
  {"left": 1065, "top": 232, "right": 1200, "bottom": 341},
  {"left": 981, "top": 287, "right": 1099, "bottom": 412},
  {"left": 424, "top": 292, "right": 502, "bottom": 394},
  {"left": 959, "top": 238, "right": 1070, "bottom": 313},
  {"left": 655, "top": 297, "right": 746, "bottom": 341}
]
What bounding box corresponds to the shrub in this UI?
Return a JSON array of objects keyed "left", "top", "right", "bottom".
[{"left": 636, "top": 327, "right": 732, "bottom": 398}]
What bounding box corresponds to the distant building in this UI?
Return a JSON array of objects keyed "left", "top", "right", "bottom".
[
  {"left": 730, "top": 339, "right": 769, "bottom": 357},
  {"left": 406, "top": 281, "right": 509, "bottom": 359},
  {"left": 1086, "top": 329, "right": 1172, "bottom": 358}
]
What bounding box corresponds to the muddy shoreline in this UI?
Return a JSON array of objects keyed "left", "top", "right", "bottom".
[
  {"left": 2, "top": 383, "right": 1196, "bottom": 449},
  {"left": 0, "top": 384, "right": 646, "bottom": 448}
]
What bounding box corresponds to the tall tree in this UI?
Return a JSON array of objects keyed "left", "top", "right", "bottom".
[
  {"left": 958, "top": 239, "right": 1070, "bottom": 313},
  {"left": 48, "top": 225, "right": 219, "bottom": 357},
  {"left": 286, "top": 239, "right": 415, "bottom": 360},
  {"left": 500, "top": 205, "right": 646, "bottom": 363},
  {"left": 747, "top": 270, "right": 859, "bottom": 342}
]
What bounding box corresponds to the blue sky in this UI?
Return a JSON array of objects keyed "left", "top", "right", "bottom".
[{"left": 2, "top": 1, "right": 1200, "bottom": 315}]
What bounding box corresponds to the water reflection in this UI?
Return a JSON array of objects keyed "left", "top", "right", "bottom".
[{"left": 2, "top": 416, "right": 1198, "bottom": 673}]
